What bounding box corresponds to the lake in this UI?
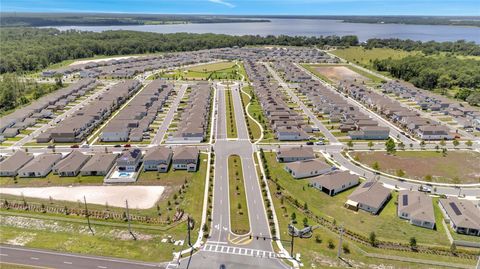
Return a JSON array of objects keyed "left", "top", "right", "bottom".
[{"left": 50, "top": 19, "right": 480, "bottom": 43}]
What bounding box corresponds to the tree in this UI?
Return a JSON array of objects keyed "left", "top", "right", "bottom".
[
  {"left": 327, "top": 239, "right": 335, "bottom": 249},
  {"left": 396, "top": 169, "right": 405, "bottom": 177},
  {"left": 291, "top": 212, "right": 297, "bottom": 223},
  {"left": 440, "top": 139, "right": 446, "bottom": 147},
  {"left": 465, "top": 140, "right": 473, "bottom": 148},
  {"left": 372, "top": 161, "right": 380, "bottom": 171},
  {"left": 302, "top": 217, "right": 309, "bottom": 227},
  {"left": 409, "top": 237, "right": 417, "bottom": 250},
  {"left": 315, "top": 235, "right": 322, "bottom": 244},
  {"left": 369, "top": 232, "right": 377, "bottom": 247},
  {"left": 385, "top": 138, "right": 396, "bottom": 154},
  {"left": 368, "top": 141, "right": 374, "bottom": 150},
  {"left": 398, "top": 142, "right": 405, "bottom": 150},
  {"left": 420, "top": 140, "right": 426, "bottom": 149},
  {"left": 450, "top": 243, "right": 457, "bottom": 255},
  {"left": 424, "top": 174, "right": 432, "bottom": 182},
  {"left": 453, "top": 139, "right": 460, "bottom": 148},
  {"left": 347, "top": 140, "right": 354, "bottom": 149},
  {"left": 342, "top": 242, "right": 350, "bottom": 254}
]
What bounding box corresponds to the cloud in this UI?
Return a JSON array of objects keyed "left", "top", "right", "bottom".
[{"left": 208, "top": 0, "right": 235, "bottom": 8}]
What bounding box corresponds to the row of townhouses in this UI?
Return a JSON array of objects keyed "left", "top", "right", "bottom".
[
  {"left": 36, "top": 80, "right": 142, "bottom": 143},
  {"left": 100, "top": 79, "right": 173, "bottom": 142},
  {"left": 0, "top": 79, "right": 98, "bottom": 142}
]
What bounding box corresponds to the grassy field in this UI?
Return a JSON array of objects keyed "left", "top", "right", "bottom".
[
  {"left": 188, "top": 62, "right": 236, "bottom": 72},
  {"left": 241, "top": 86, "right": 262, "bottom": 141},
  {"left": 331, "top": 47, "right": 419, "bottom": 69},
  {"left": 0, "top": 214, "right": 188, "bottom": 263},
  {"left": 353, "top": 151, "right": 480, "bottom": 184},
  {"left": 0, "top": 262, "right": 38, "bottom": 269},
  {"left": 244, "top": 88, "right": 276, "bottom": 143},
  {"left": 225, "top": 89, "right": 238, "bottom": 138},
  {"left": 157, "top": 61, "right": 245, "bottom": 81},
  {"left": 228, "top": 155, "right": 250, "bottom": 235},
  {"left": 263, "top": 152, "right": 457, "bottom": 247}
]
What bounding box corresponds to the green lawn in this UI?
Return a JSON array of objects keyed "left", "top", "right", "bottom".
[
  {"left": 225, "top": 89, "right": 238, "bottom": 138},
  {"left": 263, "top": 152, "right": 453, "bottom": 247},
  {"left": 267, "top": 179, "right": 473, "bottom": 268},
  {"left": 244, "top": 89, "right": 276, "bottom": 143},
  {"left": 228, "top": 155, "right": 250, "bottom": 235},
  {"left": 241, "top": 87, "right": 262, "bottom": 141},
  {"left": 0, "top": 262, "right": 38, "bottom": 269},
  {"left": 188, "top": 62, "right": 236, "bottom": 72},
  {"left": 331, "top": 47, "right": 420, "bottom": 70}
]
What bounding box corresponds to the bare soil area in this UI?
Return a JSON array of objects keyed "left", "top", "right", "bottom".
[{"left": 315, "top": 65, "right": 370, "bottom": 84}]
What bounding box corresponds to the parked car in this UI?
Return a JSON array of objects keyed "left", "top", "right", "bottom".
[
  {"left": 315, "top": 141, "right": 325, "bottom": 145},
  {"left": 124, "top": 144, "right": 131, "bottom": 147},
  {"left": 70, "top": 144, "right": 79, "bottom": 148},
  {"left": 306, "top": 141, "right": 314, "bottom": 145},
  {"left": 114, "top": 144, "right": 122, "bottom": 148},
  {"left": 81, "top": 144, "right": 90, "bottom": 148},
  {"left": 47, "top": 145, "right": 55, "bottom": 149},
  {"left": 418, "top": 185, "right": 432, "bottom": 193}
]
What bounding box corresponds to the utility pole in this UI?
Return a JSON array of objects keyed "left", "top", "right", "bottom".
[
  {"left": 125, "top": 200, "right": 136, "bottom": 240},
  {"left": 187, "top": 216, "right": 194, "bottom": 247},
  {"left": 290, "top": 232, "right": 295, "bottom": 259},
  {"left": 337, "top": 224, "right": 344, "bottom": 258},
  {"left": 84, "top": 196, "right": 94, "bottom": 235}
]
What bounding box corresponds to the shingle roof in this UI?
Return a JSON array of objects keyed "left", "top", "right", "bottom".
[
  {"left": 308, "top": 171, "right": 359, "bottom": 190},
  {"left": 398, "top": 190, "right": 435, "bottom": 223},
  {"left": 347, "top": 180, "right": 390, "bottom": 209}
]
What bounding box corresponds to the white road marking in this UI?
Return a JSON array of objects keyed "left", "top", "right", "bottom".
[
  {"left": 97, "top": 266, "right": 108, "bottom": 269},
  {"left": 30, "top": 257, "right": 39, "bottom": 260},
  {"left": 63, "top": 261, "right": 73, "bottom": 264},
  {"left": 0, "top": 253, "right": 8, "bottom": 256}
]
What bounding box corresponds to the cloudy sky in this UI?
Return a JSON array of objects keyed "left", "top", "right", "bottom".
[{"left": 1, "top": 0, "right": 479, "bottom": 16}]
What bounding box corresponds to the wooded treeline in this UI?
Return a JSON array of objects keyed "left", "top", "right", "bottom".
[
  {"left": 373, "top": 56, "right": 480, "bottom": 105},
  {"left": 0, "top": 27, "right": 358, "bottom": 73},
  {"left": 365, "top": 38, "right": 480, "bottom": 56}
]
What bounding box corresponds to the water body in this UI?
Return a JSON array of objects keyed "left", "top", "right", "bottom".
[{"left": 50, "top": 19, "right": 480, "bottom": 43}]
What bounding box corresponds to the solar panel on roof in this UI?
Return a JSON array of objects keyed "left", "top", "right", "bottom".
[
  {"left": 363, "top": 182, "right": 374, "bottom": 188},
  {"left": 449, "top": 202, "right": 462, "bottom": 216},
  {"left": 402, "top": 194, "right": 408, "bottom": 206}
]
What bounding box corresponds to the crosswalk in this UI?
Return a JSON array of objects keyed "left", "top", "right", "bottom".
[{"left": 202, "top": 243, "right": 280, "bottom": 259}]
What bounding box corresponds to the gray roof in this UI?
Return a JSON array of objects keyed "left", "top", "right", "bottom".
[
  {"left": 439, "top": 197, "right": 480, "bottom": 230},
  {"left": 144, "top": 146, "right": 172, "bottom": 161},
  {"left": 347, "top": 180, "right": 390, "bottom": 209},
  {"left": 18, "top": 153, "right": 62, "bottom": 174},
  {"left": 173, "top": 147, "right": 199, "bottom": 161},
  {"left": 80, "top": 153, "right": 118, "bottom": 172},
  {"left": 54, "top": 151, "right": 91, "bottom": 173},
  {"left": 277, "top": 147, "right": 314, "bottom": 159},
  {"left": 398, "top": 190, "right": 435, "bottom": 223},
  {"left": 285, "top": 159, "right": 331, "bottom": 175},
  {"left": 0, "top": 150, "right": 34, "bottom": 173},
  {"left": 308, "top": 171, "right": 359, "bottom": 190}
]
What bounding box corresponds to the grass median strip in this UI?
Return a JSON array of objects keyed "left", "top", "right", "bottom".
[
  {"left": 226, "top": 88, "right": 238, "bottom": 138},
  {"left": 228, "top": 155, "right": 250, "bottom": 235},
  {"left": 240, "top": 86, "right": 262, "bottom": 141}
]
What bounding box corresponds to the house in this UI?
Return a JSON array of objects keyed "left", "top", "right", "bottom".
[
  {"left": 172, "top": 147, "right": 199, "bottom": 172},
  {"left": 416, "top": 125, "right": 453, "bottom": 140},
  {"left": 276, "top": 126, "right": 309, "bottom": 141},
  {"left": 349, "top": 126, "right": 390, "bottom": 140},
  {"left": 276, "top": 147, "right": 315, "bottom": 163},
  {"left": 80, "top": 153, "right": 117, "bottom": 176},
  {"left": 117, "top": 149, "right": 142, "bottom": 172},
  {"left": 284, "top": 159, "right": 335, "bottom": 179},
  {"left": 18, "top": 153, "right": 63, "bottom": 178},
  {"left": 397, "top": 190, "right": 435, "bottom": 229},
  {"left": 143, "top": 146, "right": 173, "bottom": 172},
  {"left": 308, "top": 171, "right": 359, "bottom": 196},
  {"left": 0, "top": 151, "right": 34, "bottom": 177},
  {"left": 438, "top": 197, "right": 480, "bottom": 236},
  {"left": 53, "top": 151, "right": 91, "bottom": 177},
  {"left": 345, "top": 180, "right": 391, "bottom": 214}
]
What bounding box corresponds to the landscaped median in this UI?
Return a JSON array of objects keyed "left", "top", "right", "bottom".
[
  {"left": 225, "top": 88, "right": 238, "bottom": 138},
  {"left": 240, "top": 86, "right": 262, "bottom": 142},
  {"left": 228, "top": 155, "right": 250, "bottom": 235}
]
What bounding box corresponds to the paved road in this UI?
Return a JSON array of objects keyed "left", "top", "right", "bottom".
[
  {"left": 0, "top": 245, "right": 165, "bottom": 269},
  {"left": 173, "top": 82, "right": 290, "bottom": 269},
  {"left": 152, "top": 84, "right": 188, "bottom": 145}
]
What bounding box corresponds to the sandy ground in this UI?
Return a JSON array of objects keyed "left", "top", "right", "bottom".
[
  {"left": 69, "top": 56, "right": 140, "bottom": 66},
  {"left": 315, "top": 66, "right": 369, "bottom": 84},
  {"left": 0, "top": 186, "right": 164, "bottom": 209}
]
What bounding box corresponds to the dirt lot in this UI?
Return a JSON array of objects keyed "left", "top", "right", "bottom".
[
  {"left": 314, "top": 65, "right": 370, "bottom": 84},
  {"left": 354, "top": 151, "right": 480, "bottom": 184}
]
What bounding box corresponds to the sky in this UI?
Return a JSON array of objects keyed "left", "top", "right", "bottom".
[{"left": 1, "top": 0, "right": 479, "bottom": 16}]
